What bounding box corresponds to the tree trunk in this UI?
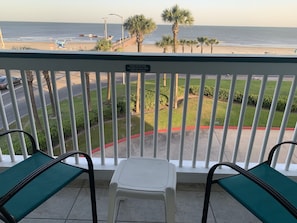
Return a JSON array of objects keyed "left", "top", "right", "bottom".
[
  {"left": 135, "top": 35, "right": 143, "bottom": 114},
  {"left": 173, "top": 32, "right": 177, "bottom": 53},
  {"left": 26, "top": 70, "right": 42, "bottom": 130},
  {"left": 137, "top": 42, "right": 142, "bottom": 52},
  {"left": 174, "top": 74, "right": 179, "bottom": 109},
  {"left": 163, "top": 73, "right": 167, "bottom": 87},
  {"left": 85, "top": 72, "right": 92, "bottom": 111},
  {"left": 135, "top": 73, "right": 141, "bottom": 113},
  {"left": 172, "top": 24, "right": 179, "bottom": 53},
  {"left": 42, "top": 71, "right": 56, "bottom": 117},
  {"left": 172, "top": 24, "right": 179, "bottom": 109},
  {"left": 107, "top": 72, "right": 111, "bottom": 101}
]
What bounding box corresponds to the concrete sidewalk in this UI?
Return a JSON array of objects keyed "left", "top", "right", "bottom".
[{"left": 102, "top": 128, "right": 296, "bottom": 164}]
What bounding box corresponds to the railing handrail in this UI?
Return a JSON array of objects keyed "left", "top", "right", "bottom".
[{"left": 1, "top": 50, "right": 297, "bottom": 74}]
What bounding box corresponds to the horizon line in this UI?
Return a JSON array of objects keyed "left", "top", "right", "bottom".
[{"left": 1, "top": 20, "right": 296, "bottom": 29}]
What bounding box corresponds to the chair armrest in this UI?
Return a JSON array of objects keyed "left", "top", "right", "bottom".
[
  {"left": 267, "top": 141, "right": 297, "bottom": 165},
  {"left": 207, "top": 162, "right": 297, "bottom": 218},
  {"left": 0, "top": 129, "right": 38, "bottom": 153},
  {"left": 0, "top": 151, "right": 93, "bottom": 207}
]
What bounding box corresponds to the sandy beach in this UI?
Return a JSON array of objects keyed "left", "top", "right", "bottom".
[
  {"left": 1, "top": 41, "right": 296, "bottom": 55},
  {"left": 123, "top": 44, "right": 297, "bottom": 55}
]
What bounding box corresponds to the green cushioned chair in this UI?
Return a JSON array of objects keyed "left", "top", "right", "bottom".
[
  {"left": 0, "top": 129, "right": 97, "bottom": 222},
  {"left": 202, "top": 141, "right": 297, "bottom": 223}
]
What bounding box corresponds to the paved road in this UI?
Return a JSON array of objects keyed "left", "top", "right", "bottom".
[
  {"left": 0, "top": 71, "right": 151, "bottom": 128},
  {"left": 0, "top": 72, "right": 109, "bottom": 128}
]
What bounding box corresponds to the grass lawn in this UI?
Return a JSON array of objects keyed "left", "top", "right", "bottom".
[
  {"left": 65, "top": 77, "right": 296, "bottom": 151},
  {"left": 77, "top": 96, "right": 296, "bottom": 151}
]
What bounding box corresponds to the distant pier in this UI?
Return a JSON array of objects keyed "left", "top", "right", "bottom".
[{"left": 112, "top": 36, "right": 136, "bottom": 51}]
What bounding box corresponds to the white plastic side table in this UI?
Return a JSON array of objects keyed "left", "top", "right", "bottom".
[{"left": 107, "top": 157, "right": 177, "bottom": 223}]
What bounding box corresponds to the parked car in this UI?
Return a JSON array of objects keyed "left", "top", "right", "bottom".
[{"left": 0, "top": 76, "right": 22, "bottom": 90}]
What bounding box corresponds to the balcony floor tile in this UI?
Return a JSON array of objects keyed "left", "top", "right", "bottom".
[{"left": 20, "top": 179, "right": 261, "bottom": 223}]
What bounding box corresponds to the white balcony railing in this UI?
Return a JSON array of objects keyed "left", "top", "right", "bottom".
[{"left": 0, "top": 50, "right": 296, "bottom": 182}]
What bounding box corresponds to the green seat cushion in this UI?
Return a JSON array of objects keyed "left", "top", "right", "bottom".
[
  {"left": 218, "top": 163, "right": 297, "bottom": 223},
  {"left": 0, "top": 152, "right": 84, "bottom": 221}
]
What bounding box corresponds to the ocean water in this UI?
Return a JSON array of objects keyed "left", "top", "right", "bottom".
[{"left": 1, "top": 21, "right": 297, "bottom": 47}]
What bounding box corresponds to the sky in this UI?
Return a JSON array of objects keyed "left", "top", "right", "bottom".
[{"left": 1, "top": 0, "right": 297, "bottom": 27}]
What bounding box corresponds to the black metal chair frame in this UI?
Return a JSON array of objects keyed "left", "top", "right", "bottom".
[
  {"left": 202, "top": 141, "right": 297, "bottom": 223},
  {"left": 0, "top": 129, "right": 98, "bottom": 222}
]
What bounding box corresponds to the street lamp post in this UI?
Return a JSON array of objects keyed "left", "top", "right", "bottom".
[
  {"left": 109, "top": 13, "right": 125, "bottom": 85},
  {"left": 109, "top": 13, "right": 124, "bottom": 44},
  {"left": 102, "top": 17, "right": 108, "bottom": 39}
]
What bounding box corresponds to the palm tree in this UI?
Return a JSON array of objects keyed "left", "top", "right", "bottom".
[
  {"left": 197, "top": 37, "right": 209, "bottom": 54},
  {"left": 208, "top": 38, "right": 219, "bottom": 54},
  {"left": 124, "top": 15, "right": 156, "bottom": 113},
  {"left": 179, "top": 39, "right": 187, "bottom": 53},
  {"left": 124, "top": 15, "right": 156, "bottom": 53},
  {"left": 162, "top": 5, "right": 194, "bottom": 108},
  {"left": 155, "top": 35, "right": 173, "bottom": 53},
  {"left": 155, "top": 35, "right": 173, "bottom": 86},
  {"left": 161, "top": 5, "right": 194, "bottom": 53},
  {"left": 186, "top": 39, "right": 198, "bottom": 53},
  {"left": 95, "top": 38, "right": 112, "bottom": 101}
]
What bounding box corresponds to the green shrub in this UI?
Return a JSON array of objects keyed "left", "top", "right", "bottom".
[
  {"left": 218, "top": 88, "right": 229, "bottom": 101},
  {"left": 204, "top": 86, "right": 213, "bottom": 97},
  {"left": 75, "top": 113, "right": 85, "bottom": 131},
  {"left": 291, "top": 98, "right": 297, "bottom": 112},
  {"left": 130, "top": 101, "right": 136, "bottom": 112},
  {"left": 159, "top": 94, "right": 168, "bottom": 105},
  {"left": 37, "top": 131, "right": 47, "bottom": 151},
  {"left": 276, "top": 98, "right": 287, "bottom": 111},
  {"left": 117, "top": 99, "right": 126, "bottom": 114},
  {"left": 233, "top": 91, "right": 243, "bottom": 103},
  {"left": 49, "top": 123, "right": 59, "bottom": 145},
  {"left": 62, "top": 119, "right": 73, "bottom": 138},
  {"left": 189, "top": 86, "right": 199, "bottom": 95},
  {"left": 145, "top": 91, "right": 156, "bottom": 109},
  {"left": 89, "top": 110, "right": 99, "bottom": 125},
  {"left": 248, "top": 94, "right": 258, "bottom": 106},
  {"left": 262, "top": 96, "right": 272, "bottom": 109}
]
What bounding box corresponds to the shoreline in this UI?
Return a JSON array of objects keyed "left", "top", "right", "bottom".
[{"left": 1, "top": 41, "right": 296, "bottom": 55}]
